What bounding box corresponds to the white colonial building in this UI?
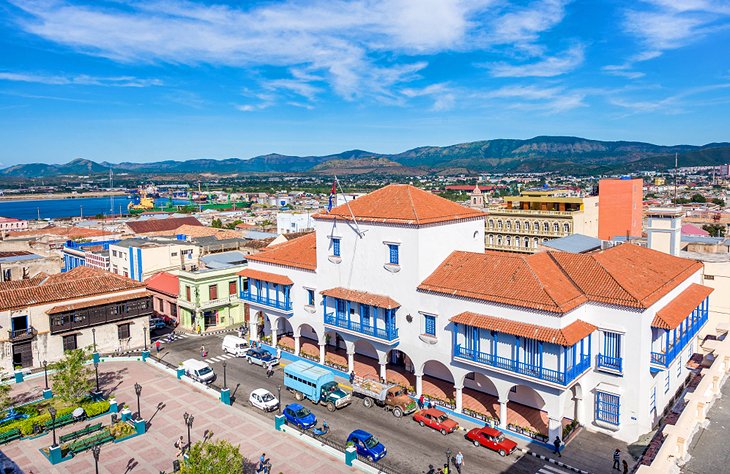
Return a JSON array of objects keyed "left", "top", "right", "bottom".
[{"left": 238, "top": 185, "right": 711, "bottom": 443}]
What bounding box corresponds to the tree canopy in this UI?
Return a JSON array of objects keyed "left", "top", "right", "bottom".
[
  {"left": 51, "top": 348, "right": 93, "bottom": 403},
  {"left": 180, "top": 439, "right": 249, "bottom": 474}
]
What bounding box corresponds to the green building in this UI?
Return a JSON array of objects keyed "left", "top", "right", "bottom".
[{"left": 177, "top": 264, "right": 246, "bottom": 332}]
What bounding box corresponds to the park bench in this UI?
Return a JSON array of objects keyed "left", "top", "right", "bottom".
[
  {"left": 44, "top": 413, "right": 74, "bottom": 430},
  {"left": 0, "top": 428, "right": 21, "bottom": 444},
  {"left": 59, "top": 423, "right": 103, "bottom": 443},
  {"left": 67, "top": 430, "right": 114, "bottom": 455}
]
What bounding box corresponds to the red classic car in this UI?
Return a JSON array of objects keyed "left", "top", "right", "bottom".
[
  {"left": 412, "top": 408, "right": 459, "bottom": 435},
  {"left": 465, "top": 426, "right": 518, "bottom": 456}
]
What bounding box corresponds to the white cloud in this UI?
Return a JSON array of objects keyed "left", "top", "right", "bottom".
[
  {"left": 478, "top": 85, "right": 586, "bottom": 113},
  {"left": 7, "top": 0, "right": 573, "bottom": 108},
  {"left": 486, "top": 44, "right": 584, "bottom": 77},
  {"left": 0, "top": 72, "right": 161, "bottom": 87},
  {"left": 601, "top": 65, "right": 645, "bottom": 80},
  {"left": 402, "top": 83, "right": 456, "bottom": 111},
  {"left": 609, "top": 82, "right": 730, "bottom": 114}
]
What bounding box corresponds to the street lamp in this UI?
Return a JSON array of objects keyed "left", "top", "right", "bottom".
[
  {"left": 222, "top": 362, "right": 227, "bottom": 389},
  {"left": 277, "top": 384, "right": 282, "bottom": 415},
  {"left": 94, "top": 360, "right": 100, "bottom": 393},
  {"left": 92, "top": 327, "right": 97, "bottom": 353},
  {"left": 134, "top": 383, "right": 142, "bottom": 420},
  {"left": 42, "top": 360, "right": 48, "bottom": 390},
  {"left": 143, "top": 325, "right": 148, "bottom": 351},
  {"left": 183, "top": 412, "right": 194, "bottom": 452},
  {"left": 48, "top": 406, "right": 57, "bottom": 447},
  {"left": 445, "top": 448, "right": 452, "bottom": 471},
  {"left": 91, "top": 444, "right": 100, "bottom": 474}
]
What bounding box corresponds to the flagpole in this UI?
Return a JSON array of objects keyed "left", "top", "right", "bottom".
[{"left": 333, "top": 175, "right": 363, "bottom": 238}]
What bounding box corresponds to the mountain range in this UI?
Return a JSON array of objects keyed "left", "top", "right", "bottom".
[{"left": 3, "top": 136, "right": 729, "bottom": 177}]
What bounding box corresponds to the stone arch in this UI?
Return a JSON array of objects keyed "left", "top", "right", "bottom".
[
  {"left": 275, "top": 316, "right": 294, "bottom": 337},
  {"left": 506, "top": 383, "right": 549, "bottom": 435},
  {"left": 460, "top": 371, "right": 500, "bottom": 421},
  {"left": 419, "top": 360, "right": 457, "bottom": 407},
  {"left": 564, "top": 382, "right": 583, "bottom": 424},
  {"left": 294, "top": 322, "right": 322, "bottom": 343}
]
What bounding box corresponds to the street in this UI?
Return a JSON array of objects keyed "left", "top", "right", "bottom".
[{"left": 154, "top": 330, "right": 573, "bottom": 474}]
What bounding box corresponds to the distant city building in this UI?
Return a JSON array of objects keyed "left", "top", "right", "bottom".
[
  {"left": 62, "top": 240, "right": 119, "bottom": 272},
  {"left": 109, "top": 238, "right": 200, "bottom": 281},
  {"left": 646, "top": 207, "right": 683, "bottom": 257},
  {"left": 0, "top": 266, "right": 150, "bottom": 371},
  {"left": 145, "top": 271, "right": 179, "bottom": 323},
  {"left": 485, "top": 189, "right": 599, "bottom": 253},
  {"left": 0, "top": 217, "right": 28, "bottom": 233},
  {"left": 277, "top": 212, "right": 315, "bottom": 234},
  {"left": 124, "top": 216, "right": 202, "bottom": 236},
  {"left": 0, "top": 251, "right": 59, "bottom": 281},
  {"left": 598, "top": 178, "right": 643, "bottom": 240}
]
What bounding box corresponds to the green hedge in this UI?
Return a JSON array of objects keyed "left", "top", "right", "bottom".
[
  {"left": 0, "top": 406, "right": 76, "bottom": 436},
  {"left": 82, "top": 400, "right": 110, "bottom": 418}
]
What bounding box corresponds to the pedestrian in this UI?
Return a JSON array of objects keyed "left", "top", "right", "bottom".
[
  {"left": 442, "top": 463, "right": 449, "bottom": 474},
  {"left": 276, "top": 347, "right": 282, "bottom": 359},
  {"left": 613, "top": 449, "right": 621, "bottom": 470},
  {"left": 174, "top": 435, "right": 184, "bottom": 457},
  {"left": 426, "top": 464, "right": 436, "bottom": 474},
  {"left": 453, "top": 450, "right": 463, "bottom": 474},
  {"left": 257, "top": 453, "right": 267, "bottom": 473},
  {"left": 622, "top": 459, "right": 629, "bottom": 474},
  {"left": 349, "top": 371, "right": 355, "bottom": 384},
  {"left": 266, "top": 364, "right": 274, "bottom": 378},
  {"left": 156, "top": 340, "right": 161, "bottom": 353},
  {"left": 553, "top": 436, "right": 562, "bottom": 457},
  {"left": 418, "top": 394, "right": 425, "bottom": 410},
  {"left": 200, "top": 345, "right": 206, "bottom": 358}
]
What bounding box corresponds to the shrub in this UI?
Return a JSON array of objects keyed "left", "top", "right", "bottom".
[
  {"left": 82, "top": 400, "right": 110, "bottom": 418},
  {"left": 109, "top": 422, "right": 134, "bottom": 439}
]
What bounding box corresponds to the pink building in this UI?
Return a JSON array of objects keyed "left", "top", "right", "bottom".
[
  {"left": 0, "top": 217, "right": 28, "bottom": 233},
  {"left": 145, "top": 272, "right": 179, "bottom": 324}
]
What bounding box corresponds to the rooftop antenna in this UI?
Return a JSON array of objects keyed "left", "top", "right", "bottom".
[{"left": 673, "top": 152, "right": 678, "bottom": 205}]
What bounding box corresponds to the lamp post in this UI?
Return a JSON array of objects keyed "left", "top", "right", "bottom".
[
  {"left": 143, "top": 325, "right": 148, "bottom": 351},
  {"left": 94, "top": 360, "right": 100, "bottom": 393},
  {"left": 445, "top": 448, "right": 452, "bottom": 471},
  {"left": 277, "top": 384, "right": 282, "bottom": 415},
  {"left": 48, "top": 406, "right": 57, "bottom": 447},
  {"left": 222, "top": 362, "right": 227, "bottom": 389},
  {"left": 134, "top": 383, "right": 142, "bottom": 420},
  {"left": 91, "top": 444, "right": 100, "bottom": 474},
  {"left": 92, "top": 327, "right": 97, "bottom": 353},
  {"left": 183, "top": 412, "right": 194, "bottom": 452},
  {"left": 42, "top": 360, "right": 48, "bottom": 390}
]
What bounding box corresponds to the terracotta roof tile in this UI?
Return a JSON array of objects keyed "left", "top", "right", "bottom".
[
  {"left": 419, "top": 244, "right": 703, "bottom": 314},
  {"left": 126, "top": 217, "right": 202, "bottom": 234},
  {"left": 450, "top": 312, "right": 596, "bottom": 346},
  {"left": 0, "top": 266, "right": 145, "bottom": 312},
  {"left": 314, "top": 184, "right": 484, "bottom": 226},
  {"left": 246, "top": 232, "right": 316, "bottom": 271},
  {"left": 238, "top": 268, "right": 293, "bottom": 286},
  {"left": 320, "top": 287, "right": 400, "bottom": 309},
  {"left": 47, "top": 291, "right": 152, "bottom": 314},
  {"left": 652, "top": 283, "right": 713, "bottom": 329},
  {"left": 164, "top": 224, "right": 241, "bottom": 240},
  {"left": 8, "top": 226, "right": 113, "bottom": 239},
  {"left": 145, "top": 272, "right": 180, "bottom": 297}
]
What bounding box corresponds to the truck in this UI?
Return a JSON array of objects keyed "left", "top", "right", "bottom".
[
  {"left": 283, "top": 360, "right": 352, "bottom": 412},
  {"left": 351, "top": 376, "right": 417, "bottom": 418}
]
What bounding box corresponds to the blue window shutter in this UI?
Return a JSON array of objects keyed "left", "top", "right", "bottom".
[
  {"left": 333, "top": 238, "right": 341, "bottom": 257},
  {"left": 388, "top": 244, "right": 399, "bottom": 265},
  {"left": 424, "top": 315, "right": 436, "bottom": 336}
]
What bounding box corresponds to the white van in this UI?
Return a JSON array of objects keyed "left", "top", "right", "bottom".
[
  {"left": 182, "top": 359, "right": 216, "bottom": 384},
  {"left": 222, "top": 335, "right": 249, "bottom": 357}
]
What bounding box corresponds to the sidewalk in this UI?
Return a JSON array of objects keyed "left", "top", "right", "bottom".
[{"left": 2, "top": 361, "right": 357, "bottom": 473}]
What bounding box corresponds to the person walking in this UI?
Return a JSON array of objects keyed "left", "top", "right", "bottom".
[
  {"left": 418, "top": 394, "right": 425, "bottom": 410},
  {"left": 622, "top": 459, "right": 629, "bottom": 474},
  {"left": 155, "top": 340, "right": 161, "bottom": 354},
  {"left": 453, "top": 451, "right": 463, "bottom": 474},
  {"left": 266, "top": 363, "right": 274, "bottom": 378},
  {"left": 276, "top": 347, "right": 282, "bottom": 360},
  {"left": 174, "top": 435, "right": 184, "bottom": 457},
  {"left": 442, "top": 463, "right": 449, "bottom": 474},
  {"left": 425, "top": 464, "right": 436, "bottom": 474},
  {"left": 553, "top": 436, "right": 562, "bottom": 457},
  {"left": 613, "top": 449, "right": 621, "bottom": 470},
  {"left": 349, "top": 371, "right": 355, "bottom": 385},
  {"left": 200, "top": 345, "right": 206, "bottom": 358}
]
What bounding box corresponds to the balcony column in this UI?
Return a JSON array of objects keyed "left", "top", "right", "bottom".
[
  {"left": 498, "top": 398, "right": 508, "bottom": 428},
  {"left": 347, "top": 351, "right": 355, "bottom": 374},
  {"left": 294, "top": 336, "right": 301, "bottom": 356},
  {"left": 379, "top": 362, "right": 387, "bottom": 382},
  {"left": 319, "top": 342, "right": 326, "bottom": 365},
  {"left": 415, "top": 373, "right": 423, "bottom": 396},
  {"left": 249, "top": 317, "right": 258, "bottom": 342},
  {"left": 271, "top": 326, "right": 278, "bottom": 347},
  {"left": 548, "top": 416, "right": 562, "bottom": 445},
  {"left": 455, "top": 386, "right": 463, "bottom": 413}
]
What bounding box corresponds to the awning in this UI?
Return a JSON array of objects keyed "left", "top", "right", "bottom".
[
  {"left": 652, "top": 283, "right": 713, "bottom": 330},
  {"left": 449, "top": 312, "right": 596, "bottom": 346},
  {"left": 320, "top": 287, "right": 400, "bottom": 310},
  {"left": 238, "top": 268, "right": 293, "bottom": 286}
]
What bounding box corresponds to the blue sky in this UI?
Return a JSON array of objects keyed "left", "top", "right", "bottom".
[{"left": 1, "top": 0, "right": 729, "bottom": 165}]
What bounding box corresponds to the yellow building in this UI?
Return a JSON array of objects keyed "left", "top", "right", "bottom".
[{"left": 485, "top": 189, "right": 599, "bottom": 253}]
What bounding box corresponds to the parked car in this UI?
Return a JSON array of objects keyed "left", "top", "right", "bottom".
[
  {"left": 245, "top": 347, "right": 280, "bottom": 367},
  {"left": 249, "top": 389, "right": 279, "bottom": 412},
  {"left": 465, "top": 426, "right": 517, "bottom": 457},
  {"left": 351, "top": 376, "right": 416, "bottom": 417},
  {"left": 222, "top": 335, "right": 249, "bottom": 357},
  {"left": 182, "top": 359, "right": 216, "bottom": 384},
  {"left": 282, "top": 403, "right": 317, "bottom": 430},
  {"left": 149, "top": 317, "right": 166, "bottom": 329},
  {"left": 412, "top": 408, "right": 459, "bottom": 435},
  {"left": 347, "top": 429, "right": 387, "bottom": 462}
]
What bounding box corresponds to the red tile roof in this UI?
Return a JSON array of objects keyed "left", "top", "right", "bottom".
[
  {"left": 246, "top": 232, "right": 316, "bottom": 271},
  {"left": 450, "top": 312, "right": 596, "bottom": 346},
  {"left": 47, "top": 291, "right": 152, "bottom": 314},
  {"left": 126, "top": 217, "right": 202, "bottom": 234},
  {"left": 145, "top": 272, "right": 180, "bottom": 297},
  {"left": 7, "top": 226, "right": 113, "bottom": 239},
  {"left": 419, "top": 244, "right": 703, "bottom": 314},
  {"left": 238, "top": 268, "right": 294, "bottom": 286},
  {"left": 652, "top": 283, "right": 713, "bottom": 329},
  {"left": 320, "top": 287, "right": 400, "bottom": 309},
  {"left": 0, "top": 266, "right": 145, "bottom": 312},
  {"left": 314, "top": 184, "right": 484, "bottom": 226}
]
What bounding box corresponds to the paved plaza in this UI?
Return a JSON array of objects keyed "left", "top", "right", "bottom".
[{"left": 1, "top": 360, "right": 357, "bottom": 474}]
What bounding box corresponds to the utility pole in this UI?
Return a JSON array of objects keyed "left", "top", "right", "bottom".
[{"left": 674, "top": 152, "right": 678, "bottom": 205}]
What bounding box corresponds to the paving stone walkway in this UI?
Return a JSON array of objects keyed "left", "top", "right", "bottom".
[{"left": 1, "top": 361, "right": 356, "bottom": 474}]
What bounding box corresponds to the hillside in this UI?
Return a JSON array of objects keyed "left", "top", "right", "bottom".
[{"left": 3, "top": 137, "right": 729, "bottom": 177}]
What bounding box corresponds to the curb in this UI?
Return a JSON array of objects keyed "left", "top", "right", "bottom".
[
  {"left": 193, "top": 328, "right": 238, "bottom": 337},
  {"left": 518, "top": 448, "right": 589, "bottom": 474}
]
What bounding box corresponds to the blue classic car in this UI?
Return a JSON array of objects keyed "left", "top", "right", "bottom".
[
  {"left": 244, "top": 347, "right": 280, "bottom": 367},
  {"left": 283, "top": 403, "right": 317, "bottom": 430},
  {"left": 347, "top": 429, "right": 387, "bottom": 462}
]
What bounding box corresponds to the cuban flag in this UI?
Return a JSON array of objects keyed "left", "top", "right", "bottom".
[{"left": 327, "top": 179, "right": 337, "bottom": 212}]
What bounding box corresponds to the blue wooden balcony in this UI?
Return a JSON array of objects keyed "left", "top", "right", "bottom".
[
  {"left": 240, "top": 290, "right": 292, "bottom": 312},
  {"left": 324, "top": 313, "right": 399, "bottom": 342},
  {"left": 596, "top": 354, "right": 623, "bottom": 373},
  {"left": 650, "top": 303, "right": 708, "bottom": 368},
  {"left": 454, "top": 344, "right": 591, "bottom": 386}
]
